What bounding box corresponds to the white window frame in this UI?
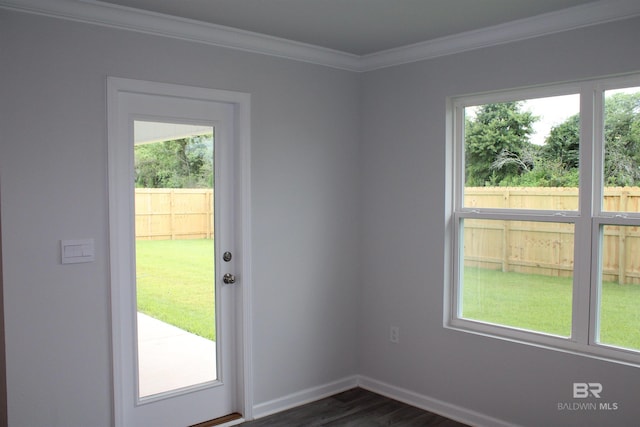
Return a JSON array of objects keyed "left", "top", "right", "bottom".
[{"left": 445, "top": 73, "right": 640, "bottom": 366}]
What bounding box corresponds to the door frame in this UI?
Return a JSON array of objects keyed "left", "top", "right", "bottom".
[
  {"left": 0, "top": 180, "right": 7, "bottom": 427},
  {"left": 106, "top": 77, "right": 253, "bottom": 425}
]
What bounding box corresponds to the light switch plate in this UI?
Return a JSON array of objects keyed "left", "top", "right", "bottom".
[{"left": 61, "top": 239, "right": 95, "bottom": 264}]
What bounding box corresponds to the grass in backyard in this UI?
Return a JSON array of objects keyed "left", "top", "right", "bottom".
[
  {"left": 462, "top": 267, "right": 573, "bottom": 336},
  {"left": 136, "top": 239, "right": 216, "bottom": 341},
  {"left": 134, "top": 240, "right": 640, "bottom": 351},
  {"left": 462, "top": 267, "right": 640, "bottom": 350},
  {"left": 599, "top": 281, "right": 640, "bottom": 350}
]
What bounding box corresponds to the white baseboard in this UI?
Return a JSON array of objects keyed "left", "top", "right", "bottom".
[
  {"left": 251, "top": 376, "right": 359, "bottom": 419},
  {"left": 357, "top": 375, "right": 517, "bottom": 427},
  {"left": 251, "top": 374, "right": 515, "bottom": 426}
]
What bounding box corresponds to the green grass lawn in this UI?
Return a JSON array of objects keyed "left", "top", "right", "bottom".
[
  {"left": 136, "top": 239, "right": 216, "bottom": 341},
  {"left": 599, "top": 281, "right": 640, "bottom": 350},
  {"left": 134, "top": 239, "right": 640, "bottom": 350},
  {"left": 463, "top": 267, "right": 640, "bottom": 350}
]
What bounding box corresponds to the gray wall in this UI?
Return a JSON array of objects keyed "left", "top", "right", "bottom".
[
  {"left": 359, "top": 16, "right": 640, "bottom": 427},
  {"left": 0, "top": 10, "right": 360, "bottom": 427},
  {"left": 2, "top": 5, "right": 640, "bottom": 427}
]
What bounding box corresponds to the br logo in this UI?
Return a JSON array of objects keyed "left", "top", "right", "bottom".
[{"left": 573, "top": 383, "right": 602, "bottom": 398}]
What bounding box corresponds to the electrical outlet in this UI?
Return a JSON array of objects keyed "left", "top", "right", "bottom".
[{"left": 389, "top": 326, "right": 400, "bottom": 344}]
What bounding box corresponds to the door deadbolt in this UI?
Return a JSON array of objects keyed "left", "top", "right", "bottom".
[
  {"left": 223, "top": 251, "right": 232, "bottom": 262},
  {"left": 222, "top": 273, "right": 236, "bottom": 284}
]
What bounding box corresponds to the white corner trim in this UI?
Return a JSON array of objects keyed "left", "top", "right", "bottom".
[
  {"left": 357, "top": 376, "right": 517, "bottom": 427},
  {"left": 251, "top": 376, "right": 358, "bottom": 420},
  {"left": 1, "top": 0, "right": 638, "bottom": 71},
  {"left": 359, "top": 0, "right": 640, "bottom": 71}
]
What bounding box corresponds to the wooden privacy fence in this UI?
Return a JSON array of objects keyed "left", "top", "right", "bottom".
[
  {"left": 135, "top": 189, "right": 213, "bottom": 240},
  {"left": 464, "top": 187, "right": 640, "bottom": 285}
]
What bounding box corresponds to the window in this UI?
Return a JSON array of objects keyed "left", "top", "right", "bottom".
[{"left": 448, "top": 75, "right": 640, "bottom": 364}]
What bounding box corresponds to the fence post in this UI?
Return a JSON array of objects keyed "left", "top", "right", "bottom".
[
  {"left": 170, "top": 189, "right": 176, "bottom": 240},
  {"left": 145, "top": 189, "right": 152, "bottom": 240},
  {"left": 502, "top": 188, "right": 511, "bottom": 272},
  {"left": 206, "top": 190, "right": 212, "bottom": 239},
  {"left": 619, "top": 190, "right": 628, "bottom": 285}
]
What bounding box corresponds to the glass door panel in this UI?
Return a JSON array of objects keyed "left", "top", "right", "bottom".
[{"left": 133, "top": 120, "right": 217, "bottom": 399}]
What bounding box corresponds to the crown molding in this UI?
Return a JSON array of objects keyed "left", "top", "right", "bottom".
[
  {"left": 360, "top": 0, "right": 640, "bottom": 71},
  {"left": 1, "top": 0, "right": 639, "bottom": 72},
  {"left": 0, "top": 0, "right": 361, "bottom": 71}
]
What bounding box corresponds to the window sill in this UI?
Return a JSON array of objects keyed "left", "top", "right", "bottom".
[{"left": 445, "top": 317, "right": 640, "bottom": 368}]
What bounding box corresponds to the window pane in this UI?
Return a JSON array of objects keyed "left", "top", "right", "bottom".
[
  {"left": 598, "top": 225, "right": 640, "bottom": 351},
  {"left": 461, "top": 219, "right": 573, "bottom": 336},
  {"left": 464, "top": 95, "right": 580, "bottom": 210},
  {"left": 602, "top": 86, "right": 640, "bottom": 213},
  {"left": 133, "top": 121, "right": 217, "bottom": 398}
]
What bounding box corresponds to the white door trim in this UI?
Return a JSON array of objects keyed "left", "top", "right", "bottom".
[{"left": 106, "top": 77, "right": 253, "bottom": 425}]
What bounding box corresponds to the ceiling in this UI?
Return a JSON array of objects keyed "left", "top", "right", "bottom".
[{"left": 95, "top": 0, "right": 600, "bottom": 55}]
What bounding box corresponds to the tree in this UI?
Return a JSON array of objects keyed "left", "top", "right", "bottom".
[
  {"left": 465, "top": 102, "right": 537, "bottom": 186},
  {"left": 540, "top": 114, "right": 580, "bottom": 170},
  {"left": 603, "top": 92, "right": 640, "bottom": 186},
  {"left": 540, "top": 92, "right": 640, "bottom": 187},
  {"left": 134, "top": 134, "right": 213, "bottom": 188}
]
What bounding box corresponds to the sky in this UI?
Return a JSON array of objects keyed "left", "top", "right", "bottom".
[{"left": 524, "top": 94, "right": 579, "bottom": 145}]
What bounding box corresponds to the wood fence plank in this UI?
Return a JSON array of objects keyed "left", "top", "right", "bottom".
[
  {"left": 464, "top": 187, "right": 640, "bottom": 284},
  {"left": 134, "top": 189, "right": 214, "bottom": 241}
]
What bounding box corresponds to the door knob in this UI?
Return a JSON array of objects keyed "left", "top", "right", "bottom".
[{"left": 223, "top": 273, "right": 236, "bottom": 284}]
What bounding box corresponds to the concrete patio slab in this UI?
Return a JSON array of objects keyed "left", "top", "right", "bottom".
[{"left": 137, "top": 312, "right": 217, "bottom": 398}]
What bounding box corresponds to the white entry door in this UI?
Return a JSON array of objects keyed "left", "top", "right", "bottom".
[{"left": 108, "top": 78, "right": 251, "bottom": 427}]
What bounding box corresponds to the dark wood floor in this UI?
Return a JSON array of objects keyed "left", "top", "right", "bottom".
[{"left": 241, "top": 388, "right": 470, "bottom": 426}]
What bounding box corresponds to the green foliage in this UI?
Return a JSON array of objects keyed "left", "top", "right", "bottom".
[
  {"left": 135, "top": 134, "right": 213, "bottom": 188},
  {"left": 500, "top": 160, "right": 580, "bottom": 187},
  {"left": 466, "top": 92, "right": 640, "bottom": 187},
  {"left": 465, "top": 102, "right": 537, "bottom": 186},
  {"left": 541, "top": 114, "right": 580, "bottom": 170},
  {"left": 603, "top": 92, "right": 640, "bottom": 186},
  {"left": 537, "top": 92, "right": 640, "bottom": 187}
]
